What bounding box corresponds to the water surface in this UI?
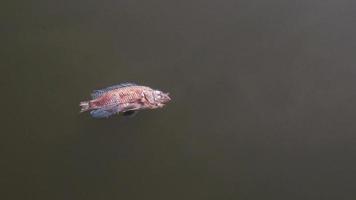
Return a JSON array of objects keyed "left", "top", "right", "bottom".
[{"left": 2, "top": 0, "right": 356, "bottom": 199}]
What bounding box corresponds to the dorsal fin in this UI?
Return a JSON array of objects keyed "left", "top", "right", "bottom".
[{"left": 91, "top": 82, "right": 137, "bottom": 99}]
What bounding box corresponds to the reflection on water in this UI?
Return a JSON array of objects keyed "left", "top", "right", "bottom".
[{"left": 3, "top": 0, "right": 356, "bottom": 199}]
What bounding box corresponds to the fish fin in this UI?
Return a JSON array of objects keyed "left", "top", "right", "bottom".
[
  {"left": 90, "top": 105, "right": 120, "bottom": 118},
  {"left": 79, "top": 101, "right": 90, "bottom": 112},
  {"left": 122, "top": 110, "right": 138, "bottom": 117},
  {"left": 121, "top": 102, "right": 145, "bottom": 112},
  {"left": 91, "top": 82, "right": 137, "bottom": 99},
  {"left": 90, "top": 109, "right": 114, "bottom": 118}
]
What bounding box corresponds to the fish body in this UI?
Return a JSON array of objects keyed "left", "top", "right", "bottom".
[{"left": 80, "top": 83, "right": 171, "bottom": 118}]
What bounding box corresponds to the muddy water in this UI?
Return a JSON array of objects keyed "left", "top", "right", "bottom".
[{"left": 2, "top": 0, "right": 356, "bottom": 199}]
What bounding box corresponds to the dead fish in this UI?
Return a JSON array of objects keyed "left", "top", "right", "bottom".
[{"left": 80, "top": 83, "right": 171, "bottom": 118}]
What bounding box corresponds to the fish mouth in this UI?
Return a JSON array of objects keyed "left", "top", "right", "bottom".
[
  {"left": 166, "top": 94, "right": 171, "bottom": 101},
  {"left": 163, "top": 93, "right": 171, "bottom": 102}
]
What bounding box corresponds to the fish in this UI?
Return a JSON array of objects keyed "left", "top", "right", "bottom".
[{"left": 79, "top": 83, "right": 171, "bottom": 118}]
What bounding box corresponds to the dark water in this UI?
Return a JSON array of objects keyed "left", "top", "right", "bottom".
[{"left": 2, "top": 0, "right": 356, "bottom": 199}]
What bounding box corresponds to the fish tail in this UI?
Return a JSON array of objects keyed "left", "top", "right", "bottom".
[{"left": 79, "top": 101, "right": 91, "bottom": 112}]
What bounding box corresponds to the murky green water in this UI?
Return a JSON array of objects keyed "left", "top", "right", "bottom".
[{"left": 2, "top": 0, "right": 356, "bottom": 199}]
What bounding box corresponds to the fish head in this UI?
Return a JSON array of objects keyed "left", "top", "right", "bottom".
[{"left": 153, "top": 90, "right": 171, "bottom": 107}]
